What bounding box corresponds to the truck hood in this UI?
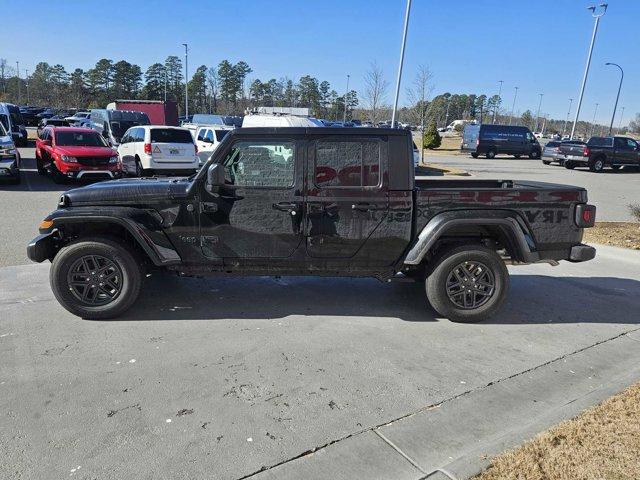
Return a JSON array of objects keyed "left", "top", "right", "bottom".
[
  {"left": 55, "top": 145, "right": 116, "bottom": 157},
  {"left": 62, "top": 177, "right": 191, "bottom": 207}
]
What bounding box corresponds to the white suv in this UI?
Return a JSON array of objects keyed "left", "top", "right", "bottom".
[
  {"left": 194, "top": 125, "right": 234, "bottom": 166},
  {"left": 117, "top": 126, "right": 199, "bottom": 176}
]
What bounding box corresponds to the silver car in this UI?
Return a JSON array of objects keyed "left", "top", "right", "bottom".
[{"left": 542, "top": 141, "right": 564, "bottom": 165}]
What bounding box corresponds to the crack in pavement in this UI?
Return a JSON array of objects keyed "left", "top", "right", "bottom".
[{"left": 236, "top": 326, "right": 640, "bottom": 479}]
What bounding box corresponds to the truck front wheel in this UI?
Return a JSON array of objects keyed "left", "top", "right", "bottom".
[
  {"left": 425, "top": 245, "right": 509, "bottom": 323},
  {"left": 50, "top": 238, "right": 143, "bottom": 319}
]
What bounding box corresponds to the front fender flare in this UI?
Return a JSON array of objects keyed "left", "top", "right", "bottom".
[{"left": 404, "top": 210, "right": 538, "bottom": 265}]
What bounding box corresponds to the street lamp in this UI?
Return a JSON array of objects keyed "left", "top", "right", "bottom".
[
  {"left": 570, "top": 3, "right": 607, "bottom": 139},
  {"left": 562, "top": 98, "right": 573, "bottom": 137},
  {"left": 535, "top": 93, "right": 543, "bottom": 132},
  {"left": 590, "top": 102, "right": 599, "bottom": 137},
  {"left": 605, "top": 62, "right": 623, "bottom": 135},
  {"left": 343, "top": 74, "right": 350, "bottom": 123},
  {"left": 182, "top": 43, "right": 189, "bottom": 118},
  {"left": 391, "top": 0, "right": 411, "bottom": 129},
  {"left": 509, "top": 86, "right": 518, "bottom": 126},
  {"left": 492, "top": 80, "right": 503, "bottom": 124},
  {"left": 617, "top": 106, "right": 625, "bottom": 133},
  {"left": 25, "top": 68, "right": 29, "bottom": 104}
]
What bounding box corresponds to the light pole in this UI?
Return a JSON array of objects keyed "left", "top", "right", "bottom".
[
  {"left": 343, "top": 74, "right": 350, "bottom": 123},
  {"left": 25, "top": 68, "right": 29, "bottom": 104},
  {"left": 391, "top": 0, "right": 411, "bottom": 129},
  {"left": 617, "top": 106, "right": 625, "bottom": 133},
  {"left": 590, "top": 103, "right": 599, "bottom": 137},
  {"left": 534, "top": 93, "right": 543, "bottom": 132},
  {"left": 509, "top": 86, "right": 518, "bottom": 126},
  {"left": 605, "top": 62, "right": 623, "bottom": 135},
  {"left": 570, "top": 3, "right": 607, "bottom": 139},
  {"left": 164, "top": 67, "right": 168, "bottom": 102},
  {"left": 182, "top": 43, "right": 189, "bottom": 118},
  {"left": 562, "top": 98, "right": 573, "bottom": 137},
  {"left": 492, "top": 80, "right": 503, "bottom": 124},
  {"left": 16, "top": 60, "right": 20, "bottom": 104}
]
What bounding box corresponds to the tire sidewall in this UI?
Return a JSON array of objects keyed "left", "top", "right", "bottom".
[
  {"left": 426, "top": 245, "right": 509, "bottom": 323},
  {"left": 50, "top": 239, "right": 142, "bottom": 319}
]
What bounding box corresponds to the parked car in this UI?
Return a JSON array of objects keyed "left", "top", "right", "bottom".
[
  {"left": 461, "top": 124, "right": 541, "bottom": 159},
  {"left": 35, "top": 126, "right": 121, "bottom": 183},
  {"left": 117, "top": 125, "right": 198, "bottom": 176},
  {"left": 412, "top": 141, "right": 420, "bottom": 168},
  {"left": 64, "top": 111, "right": 91, "bottom": 126},
  {"left": 561, "top": 136, "right": 640, "bottom": 172},
  {"left": 28, "top": 127, "right": 596, "bottom": 321},
  {"left": 542, "top": 140, "right": 585, "bottom": 166},
  {"left": 37, "top": 117, "right": 70, "bottom": 137},
  {"left": 89, "top": 109, "right": 150, "bottom": 146},
  {"left": 0, "top": 103, "right": 28, "bottom": 147},
  {"left": 0, "top": 122, "right": 20, "bottom": 184},
  {"left": 19, "top": 106, "right": 41, "bottom": 127},
  {"left": 194, "top": 125, "right": 234, "bottom": 166}
]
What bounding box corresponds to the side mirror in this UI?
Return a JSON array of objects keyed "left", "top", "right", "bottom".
[{"left": 206, "top": 163, "right": 225, "bottom": 190}]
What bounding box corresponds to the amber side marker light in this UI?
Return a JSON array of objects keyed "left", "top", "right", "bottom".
[{"left": 39, "top": 220, "right": 54, "bottom": 229}]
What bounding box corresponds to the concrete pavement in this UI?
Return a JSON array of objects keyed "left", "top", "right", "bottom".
[{"left": 2, "top": 245, "right": 639, "bottom": 479}]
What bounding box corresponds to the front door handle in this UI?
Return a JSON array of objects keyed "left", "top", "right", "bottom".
[{"left": 352, "top": 202, "right": 373, "bottom": 212}]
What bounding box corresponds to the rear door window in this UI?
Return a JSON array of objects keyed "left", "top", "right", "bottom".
[
  {"left": 150, "top": 128, "right": 193, "bottom": 143},
  {"left": 314, "top": 138, "right": 381, "bottom": 188}
]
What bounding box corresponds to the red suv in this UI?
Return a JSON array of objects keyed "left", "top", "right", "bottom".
[{"left": 36, "top": 127, "right": 122, "bottom": 183}]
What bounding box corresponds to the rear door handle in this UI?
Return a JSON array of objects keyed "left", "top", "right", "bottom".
[{"left": 273, "top": 202, "right": 299, "bottom": 215}]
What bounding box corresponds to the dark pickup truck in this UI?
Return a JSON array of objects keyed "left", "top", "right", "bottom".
[
  {"left": 561, "top": 136, "right": 640, "bottom": 172},
  {"left": 27, "top": 127, "right": 596, "bottom": 322}
]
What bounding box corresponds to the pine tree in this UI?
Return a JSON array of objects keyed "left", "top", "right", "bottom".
[{"left": 423, "top": 121, "right": 441, "bottom": 149}]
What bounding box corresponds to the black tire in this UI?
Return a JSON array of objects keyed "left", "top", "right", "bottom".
[
  {"left": 589, "top": 156, "right": 605, "bottom": 172},
  {"left": 426, "top": 244, "right": 509, "bottom": 323},
  {"left": 542, "top": 160, "right": 551, "bottom": 165},
  {"left": 49, "top": 238, "right": 143, "bottom": 319},
  {"left": 471, "top": 153, "right": 478, "bottom": 159},
  {"left": 134, "top": 157, "right": 145, "bottom": 177},
  {"left": 486, "top": 149, "right": 496, "bottom": 159},
  {"left": 36, "top": 157, "right": 47, "bottom": 176},
  {"left": 529, "top": 149, "right": 540, "bottom": 159},
  {"left": 564, "top": 161, "right": 575, "bottom": 170}
]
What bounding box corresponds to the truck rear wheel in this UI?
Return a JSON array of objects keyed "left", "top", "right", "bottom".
[
  {"left": 425, "top": 245, "right": 509, "bottom": 323},
  {"left": 486, "top": 149, "right": 496, "bottom": 159},
  {"left": 589, "top": 157, "right": 605, "bottom": 172},
  {"left": 50, "top": 238, "right": 143, "bottom": 319}
]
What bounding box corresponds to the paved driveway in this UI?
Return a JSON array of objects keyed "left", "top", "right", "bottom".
[{"left": 2, "top": 246, "right": 639, "bottom": 479}]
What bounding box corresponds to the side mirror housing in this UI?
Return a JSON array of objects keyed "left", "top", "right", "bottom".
[{"left": 206, "top": 163, "right": 225, "bottom": 191}]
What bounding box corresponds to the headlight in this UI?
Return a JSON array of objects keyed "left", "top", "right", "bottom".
[
  {"left": 0, "top": 147, "right": 16, "bottom": 155},
  {"left": 61, "top": 155, "right": 78, "bottom": 163},
  {"left": 109, "top": 156, "right": 119, "bottom": 164}
]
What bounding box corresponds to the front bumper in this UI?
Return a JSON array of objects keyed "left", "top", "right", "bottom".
[
  {"left": 569, "top": 244, "right": 596, "bottom": 262},
  {"left": 27, "top": 232, "right": 56, "bottom": 263},
  {"left": 0, "top": 157, "right": 19, "bottom": 179}
]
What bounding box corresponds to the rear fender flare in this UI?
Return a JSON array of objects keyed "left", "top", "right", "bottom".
[{"left": 404, "top": 210, "right": 537, "bottom": 265}]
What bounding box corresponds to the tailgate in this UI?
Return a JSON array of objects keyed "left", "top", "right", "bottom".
[{"left": 152, "top": 142, "right": 194, "bottom": 163}]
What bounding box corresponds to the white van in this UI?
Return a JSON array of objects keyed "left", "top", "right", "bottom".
[
  {"left": 0, "top": 103, "right": 28, "bottom": 147},
  {"left": 194, "top": 125, "right": 234, "bottom": 165},
  {"left": 0, "top": 122, "right": 20, "bottom": 183},
  {"left": 117, "top": 126, "right": 199, "bottom": 176},
  {"left": 241, "top": 114, "right": 323, "bottom": 128}
]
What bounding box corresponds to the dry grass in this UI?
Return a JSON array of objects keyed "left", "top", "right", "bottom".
[
  {"left": 413, "top": 133, "right": 466, "bottom": 157},
  {"left": 584, "top": 222, "right": 640, "bottom": 250},
  {"left": 474, "top": 382, "right": 640, "bottom": 480}
]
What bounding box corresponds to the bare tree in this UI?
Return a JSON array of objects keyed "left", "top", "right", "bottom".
[
  {"left": 206, "top": 66, "right": 219, "bottom": 113},
  {"left": 362, "top": 61, "right": 389, "bottom": 124},
  {"left": 406, "top": 65, "right": 433, "bottom": 131}
]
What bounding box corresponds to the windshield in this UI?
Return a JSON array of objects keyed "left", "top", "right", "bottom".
[
  {"left": 191, "top": 114, "right": 225, "bottom": 125},
  {"left": 110, "top": 121, "right": 143, "bottom": 140},
  {"left": 0, "top": 114, "right": 8, "bottom": 132},
  {"left": 151, "top": 128, "right": 193, "bottom": 143},
  {"left": 0, "top": 122, "right": 7, "bottom": 137},
  {"left": 56, "top": 131, "right": 109, "bottom": 147}
]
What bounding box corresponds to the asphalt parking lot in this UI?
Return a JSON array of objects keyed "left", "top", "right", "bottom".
[{"left": 2, "top": 145, "right": 640, "bottom": 479}]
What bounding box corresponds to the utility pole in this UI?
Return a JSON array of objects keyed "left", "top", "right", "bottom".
[
  {"left": 492, "top": 80, "right": 503, "bottom": 124},
  {"left": 390, "top": 0, "right": 411, "bottom": 129},
  {"left": 562, "top": 98, "right": 573, "bottom": 137},
  {"left": 182, "top": 43, "right": 189, "bottom": 118},
  {"left": 605, "top": 62, "right": 623, "bottom": 135},
  {"left": 16, "top": 60, "right": 20, "bottom": 104},
  {"left": 617, "top": 106, "right": 625, "bottom": 133},
  {"left": 343, "top": 74, "right": 350, "bottom": 123},
  {"left": 570, "top": 3, "right": 607, "bottom": 139},
  {"left": 509, "top": 86, "right": 518, "bottom": 126},
  {"left": 534, "top": 93, "right": 543, "bottom": 132}
]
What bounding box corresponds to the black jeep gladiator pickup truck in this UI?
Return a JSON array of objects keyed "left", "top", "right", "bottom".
[
  {"left": 561, "top": 136, "right": 640, "bottom": 172},
  {"left": 27, "top": 127, "right": 596, "bottom": 322}
]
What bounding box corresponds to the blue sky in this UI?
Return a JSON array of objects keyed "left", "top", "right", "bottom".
[{"left": 4, "top": 0, "right": 638, "bottom": 124}]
